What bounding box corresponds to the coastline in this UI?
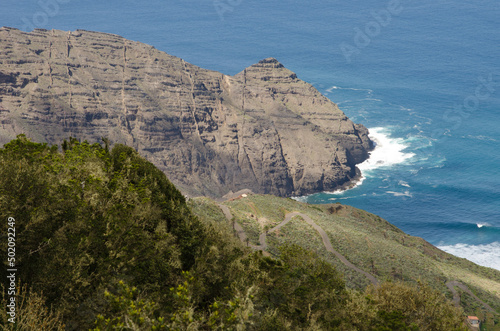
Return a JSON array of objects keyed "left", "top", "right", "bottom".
[
  {"left": 327, "top": 167, "right": 366, "bottom": 195},
  {"left": 295, "top": 127, "right": 500, "bottom": 271},
  {"left": 438, "top": 242, "right": 500, "bottom": 271},
  {"left": 294, "top": 127, "right": 414, "bottom": 200}
]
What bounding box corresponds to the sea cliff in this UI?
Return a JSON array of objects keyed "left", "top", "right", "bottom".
[{"left": 0, "top": 27, "right": 372, "bottom": 197}]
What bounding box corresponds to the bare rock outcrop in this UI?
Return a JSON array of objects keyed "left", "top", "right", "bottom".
[{"left": 0, "top": 27, "right": 372, "bottom": 197}]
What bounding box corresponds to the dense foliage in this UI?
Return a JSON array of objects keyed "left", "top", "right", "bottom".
[{"left": 0, "top": 136, "right": 467, "bottom": 330}]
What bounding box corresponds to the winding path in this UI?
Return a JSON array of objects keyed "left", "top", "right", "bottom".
[
  {"left": 446, "top": 280, "right": 496, "bottom": 313},
  {"left": 218, "top": 204, "right": 497, "bottom": 312},
  {"left": 219, "top": 204, "right": 248, "bottom": 243},
  {"left": 218, "top": 204, "right": 378, "bottom": 286}
]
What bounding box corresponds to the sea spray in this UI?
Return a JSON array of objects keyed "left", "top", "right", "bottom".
[
  {"left": 294, "top": 127, "right": 415, "bottom": 199},
  {"left": 438, "top": 242, "right": 500, "bottom": 271},
  {"left": 358, "top": 127, "right": 415, "bottom": 173}
]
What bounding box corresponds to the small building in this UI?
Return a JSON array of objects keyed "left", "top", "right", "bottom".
[{"left": 467, "top": 316, "right": 480, "bottom": 329}]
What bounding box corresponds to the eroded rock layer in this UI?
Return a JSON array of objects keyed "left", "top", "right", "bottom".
[{"left": 0, "top": 27, "right": 372, "bottom": 197}]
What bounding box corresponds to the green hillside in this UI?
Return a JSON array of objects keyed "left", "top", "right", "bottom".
[
  {"left": 190, "top": 194, "right": 500, "bottom": 328},
  {"left": 0, "top": 136, "right": 495, "bottom": 330}
]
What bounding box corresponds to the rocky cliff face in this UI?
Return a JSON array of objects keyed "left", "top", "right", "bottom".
[{"left": 0, "top": 27, "right": 372, "bottom": 197}]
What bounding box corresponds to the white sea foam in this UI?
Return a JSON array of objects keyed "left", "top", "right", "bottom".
[
  {"left": 328, "top": 194, "right": 368, "bottom": 201},
  {"left": 438, "top": 242, "right": 500, "bottom": 271},
  {"left": 321, "top": 177, "right": 367, "bottom": 196},
  {"left": 291, "top": 195, "right": 308, "bottom": 202},
  {"left": 399, "top": 180, "right": 411, "bottom": 188},
  {"left": 386, "top": 190, "right": 413, "bottom": 198},
  {"left": 318, "top": 127, "right": 415, "bottom": 195},
  {"left": 326, "top": 86, "right": 340, "bottom": 92},
  {"left": 325, "top": 85, "right": 374, "bottom": 98},
  {"left": 358, "top": 127, "right": 415, "bottom": 173},
  {"left": 293, "top": 127, "right": 416, "bottom": 199},
  {"left": 326, "top": 85, "right": 372, "bottom": 93},
  {"left": 476, "top": 222, "right": 490, "bottom": 228}
]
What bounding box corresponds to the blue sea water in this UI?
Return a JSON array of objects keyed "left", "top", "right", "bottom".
[{"left": 1, "top": 0, "right": 499, "bottom": 269}]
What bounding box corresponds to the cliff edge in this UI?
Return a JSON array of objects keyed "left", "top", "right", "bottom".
[{"left": 0, "top": 27, "right": 373, "bottom": 197}]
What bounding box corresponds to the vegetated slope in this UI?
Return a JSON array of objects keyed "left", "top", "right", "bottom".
[
  {"left": 0, "top": 27, "right": 372, "bottom": 198},
  {"left": 0, "top": 136, "right": 467, "bottom": 330},
  {"left": 190, "top": 194, "right": 500, "bottom": 322}
]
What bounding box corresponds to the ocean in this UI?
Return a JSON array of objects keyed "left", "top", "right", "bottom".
[{"left": 2, "top": 0, "right": 499, "bottom": 270}]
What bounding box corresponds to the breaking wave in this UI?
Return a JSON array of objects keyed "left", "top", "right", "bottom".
[
  {"left": 357, "top": 127, "right": 416, "bottom": 174},
  {"left": 438, "top": 242, "right": 500, "bottom": 271}
]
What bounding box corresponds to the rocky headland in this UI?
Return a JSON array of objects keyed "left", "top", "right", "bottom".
[{"left": 0, "top": 27, "right": 373, "bottom": 197}]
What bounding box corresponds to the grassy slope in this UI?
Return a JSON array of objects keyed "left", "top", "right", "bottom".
[{"left": 189, "top": 194, "right": 500, "bottom": 319}]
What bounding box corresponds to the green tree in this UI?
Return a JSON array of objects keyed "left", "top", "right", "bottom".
[
  {"left": 0, "top": 137, "right": 195, "bottom": 327},
  {"left": 262, "top": 245, "right": 346, "bottom": 329},
  {"left": 340, "top": 282, "right": 467, "bottom": 331},
  {"left": 92, "top": 280, "right": 167, "bottom": 331}
]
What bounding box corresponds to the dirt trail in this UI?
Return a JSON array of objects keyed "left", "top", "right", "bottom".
[
  {"left": 218, "top": 204, "right": 270, "bottom": 255},
  {"left": 218, "top": 204, "right": 497, "bottom": 312},
  {"left": 218, "top": 205, "right": 378, "bottom": 286},
  {"left": 219, "top": 204, "right": 248, "bottom": 242},
  {"left": 446, "top": 280, "right": 496, "bottom": 313},
  {"left": 280, "top": 213, "right": 378, "bottom": 285}
]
